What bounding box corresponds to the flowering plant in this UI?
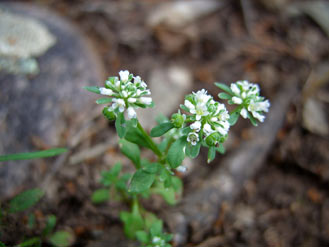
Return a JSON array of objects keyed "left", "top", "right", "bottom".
[{"left": 85, "top": 71, "right": 270, "bottom": 247}]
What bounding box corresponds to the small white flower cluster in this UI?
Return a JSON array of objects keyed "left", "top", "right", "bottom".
[
  {"left": 100, "top": 70, "right": 152, "bottom": 119},
  {"left": 183, "top": 89, "right": 230, "bottom": 146},
  {"left": 152, "top": 236, "right": 166, "bottom": 247},
  {"left": 230, "top": 80, "right": 270, "bottom": 122}
]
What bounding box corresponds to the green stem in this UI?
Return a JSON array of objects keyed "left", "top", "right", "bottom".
[{"left": 137, "top": 121, "right": 163, "bottom": 158}]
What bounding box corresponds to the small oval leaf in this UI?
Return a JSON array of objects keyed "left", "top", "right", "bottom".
[
  {"left": 129, "top": 170, "right": 155, "bottom": 193},
  {"left": 96, "top": 97, "right": 112, "bottom": 104},
  {"left": 9, "top": 189, "right": 44, "bottom": 213},
  {"left": 167, "top": 137, "right": 186, "bottom": 168},
  {"left": 150, "top": 122, "right": 174, "bottom": 137}
]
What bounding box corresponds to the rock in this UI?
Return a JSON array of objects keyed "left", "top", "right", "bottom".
[
  {"left": 147, "top": 0, "right": 224, "bottom": 30},
  {"left": 137, "top": 65, "right": 192, "bottom": 129},
  {"left": 0, "top": 3, "right": 103, "bottom": 199},
  {"left": 0, "top": 9, "right": 56, "bottom": 75},
  {"left": 302, "top": 98, "right": 328, "bottom": 136},
  {"left": 0, "top": 9, "right": 56, "bottom": 58}
]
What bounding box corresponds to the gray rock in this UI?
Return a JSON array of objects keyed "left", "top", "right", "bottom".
[
  {"left": 0, "top": 3, "right": 103, "bottom": 199},
  {"left": 303, "top": 98, "right": 328, "bottom": 136},
  {"left": 147, "top": 0, "right": 225, "bottom": 30},
  {"left": 137, "top": 65, "right": 192, "bottom": 129}
]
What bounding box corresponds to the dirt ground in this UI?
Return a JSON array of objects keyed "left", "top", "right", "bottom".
[{"left": 2, "top": 0, "right": 329, "bottom": 246}]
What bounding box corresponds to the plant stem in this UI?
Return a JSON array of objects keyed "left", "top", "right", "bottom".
[{"left": 137, "top": 121, "right": 163, "bottom": 158}]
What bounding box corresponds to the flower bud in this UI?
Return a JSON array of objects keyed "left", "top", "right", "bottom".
[
  {"left": 205, "top": 132, "right": 220, "bottom": 146},
  {"left": 171, "top": 113, "right": 184, "bottom": 128},
  {"left": 102, "top": 107, "right": 116, "bottom": 121}
]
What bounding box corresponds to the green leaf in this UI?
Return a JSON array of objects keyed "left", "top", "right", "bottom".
[
  {"left": 248, "top": 113, "right": 258, "bottom": 126},
  {"left": 142, "top": 160, "right": 162, "bottom": 174},
  {"left": 150, "top": 220, "right": 163, "bottom": 237},
  {"left": 96, "top": 97, "right": 112, "bottom": 104},
  {"left": 115, "top": 173, "right": 132, "bottom": 191},
  {"left": 91, "top": 189, "right": 109, "bottom": 204},
  {"left": 83, "top": 86, "right": 100, "bottom": 94},
  {"left": 119, "top": 139, "right": 141, "bottom": 168},
  {"left": 136, "top": 231, "right": 149, "bottom": 243},
  {"left": 49, "top": 231, "right": 74, "bottom": 247},
  {"left": 228, "top": 111, "right": 240, "bottom": 126},
  {"left": 100, "top": 163, "right": 122, "bottom": 186},
  {"left": 171, "top": 176, "right": 183, "bottom": 192},
  {"left": 158, "top": 137, "right": 170, "bottom": 152},
  {"left": 0, "top": 241, "right": 6, "bottom": 247},
  {"left": 185, "top": 142, "right": 201, "bottom": 158},
  {"left": 18, "top": 237, "right": 41, "bottom": 247},
  {"left": 153, "top": 186, "right": 177, "bottom": 205},
  {"left": 115, "top": 112, "right": 126, "bottom": 138},
  {"left": 42, "top": 215, "right": 57, "bottom": 236},
  {"left": 150, "top": 122, "right": 174, "bottom": 137},
  {"left": 129, "top": 170, "right": 155, "bottom": 193},
  {"left": 9, "top": 189, "right": 44, "bottom": 213},
  {"left": 125, "top": 124, "right": 152, "bottom": 150},
  {"left": 218, "top": 92, "right": 232, "bottom": 100},
  {"left": 120, "top": 211, "right": 144, "bottom": 239},
  {"left": 0, "top": 148, "right": 67, "bottom": 162},
  {"left": 167, "top": 137, "right": 186, "bottom": 168},
  {"left": 216, "top": 143, "right": 225, "bottom": 154},
  {"left": 214, "top": 82, "right": 233, "bottom": 95},
  {"left": 207, "top": 146, "right": 216, "bottom": 163}
]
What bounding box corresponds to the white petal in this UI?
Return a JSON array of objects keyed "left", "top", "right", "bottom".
[
  {"left": 190, "top": 121, "right": 201, "bottom": 132},
  {"left": 134, "top": 76, "right": 141, "bottom": 83},
  {"left": 139, "top": 97, "right": 152, "bottom": 105},
  {"left": 232, "top": 96, "right": 242, "bottom": 104},
  {"left": 99, "top": 87, "right": 113, "bottom": 96},
  {"left": 128, "top": 98, "right": 137, "bottom": 103},
  {"left": 203, "top": 123, "right": 214, "bottom": 136},
  {"left": 122, "top": 90, "right": 128, "bottom": 98},
  {"left": 252, "top": 111, "right": 265, "bottom": 122},
  {"left": 184, "top": 100, "right": 195, "bottom": 111},
  {"left": 119, "top": 70, "right": 130, "bottom": 82},
  {"left": 231, "top": 83, "right": 240, "bottom": 95},
  {"left": 240, "top": 108, "right": 248, "bottom": 119},
  {"left": 176, "top": 166, "right": 187, "bottom": 173},
  {"left": 127, "top": 107, "right": 137, "bottom": 119},
  {"left": 119, "top": 106, "right": 125, "bottom": 112}
]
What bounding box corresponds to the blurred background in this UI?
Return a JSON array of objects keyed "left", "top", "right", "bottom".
[{"left": 0, "top": 0, "right": 328, "bottom": 246}]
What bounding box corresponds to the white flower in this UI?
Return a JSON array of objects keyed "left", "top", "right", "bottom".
[
  {"left": 99, "top": 87, "right": 113, "bottom": 96},
  {"left": 194, "top": 103, "right": 209, "bottom": 120},
  {"left": 187, "top": 132, "right": 199, "bottom": 145},
  {"left": 231, "top": 83, "right": 240, "bottom": 95},
  {"left": 194, "top": 89, "right": 211, "bottom": 105},
  {"left": 203, "top": 123, "right": 214, "bottom": 136},
  {"left": 122, "top": 90, "right": 128, "bottom": 98},
  {"left": 248, "top": 99, "right": 270, "bottom": 113},
  {"left": 139, "top": 97, "right": 152, "bottom": 105},
  {"left": 119, "top": 70, "right": 129, "bottom": 82},
  {"left": 232, "top": 96, "right": 242, "bottom": 104},
  {"left": 176, "top": 165, "right": 187, "bottom": 173},
  {"left": 229, "top": 80, "right": 270, "bottom": 123},
  {"left": 240, "top": 108, "right": 248, "bottom": 118},
  {"left": 190, "top": 121, "right": 201, "bottom": 132},
  {"left": 184, "top": 100, "right": 195, "bottom": 113},
  {"left": 112, "top": 98, "right": 126, "bottom": 112},
  {"left": 127, "top": 107, "right": 137, "bottom": 119},
  {"left": 247, "top": 99, "right": 270, "bottom": 122},
  {"left": 128, "top": 98, "right": 137, "bottom": 103},
  {"left": 134, "top": 76, "right": 141, "bottom": 83}
]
